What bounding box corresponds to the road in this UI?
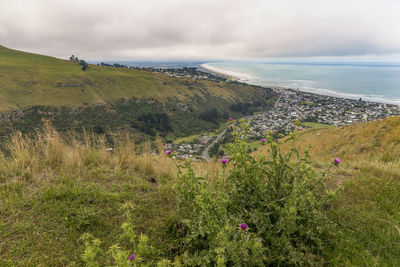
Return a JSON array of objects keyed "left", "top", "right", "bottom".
[
  {"left": 201, "top": 90, "right": 283, "bottom": 162},
  {"left": 201, "top": 124, "right": 234, "bottom": 162},
  {"left": 274, "top": 88, "right": 283, "bottom": 109},
  {"left": 293, "top": 106, "right": 306, "bottom": 119}
]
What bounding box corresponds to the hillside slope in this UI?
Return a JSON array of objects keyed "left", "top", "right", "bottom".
[
  {"left": 282, "top": 115, "right": 400, "bottom": 163},
  {"left": 0, "top": 45, "right": 275, "bottom": 138},
  {"left": 0, "top": 45, "right": 271, "bottom": 110},
  {"left": 278, "top": 116, "right": 400, "bottom": 265}
]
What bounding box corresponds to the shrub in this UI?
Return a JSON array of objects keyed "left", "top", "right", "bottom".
[
  {"left": 80, "top": 205, "right": 156, "bottom": 266},
  {"left": 173, "top": 122, "right": 335, "bottom": 266}
]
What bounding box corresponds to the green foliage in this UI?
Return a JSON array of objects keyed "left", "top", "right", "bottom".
[
  {"left": 208, "top": 142, "right": 220, "bottom": 158},
  {"left": 66, "top": 206, "right": 100, "bottom": 231},
  {"left": 229, "top": 99, "right": 266, "bottom": 115},
  {"left": 81, "top": 206, "right": 156, "bottom": 267},
  {"left": 173, "top": 122, "right": 335, "bottom": 265},
  {"left": 199, "top": 108, "right": 219, "bottom": 122}
]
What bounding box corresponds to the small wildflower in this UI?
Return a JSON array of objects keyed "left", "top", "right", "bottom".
[
  {"left": 166, "top": 150, "right": 172, "bottom": 155},
  {"left": 128, "top": 253, "right": 135, "bottom": 261},
  {"left": 221, "top": 158, "right": 227, "bottom": 164},
  {"left": 260, "top": 138, "right": 266, "bottom": 142},
  {"left": 334, "top": 158, "right": 341, "bottom": 165},
  {"left": 228, "top": 117, "right": 233, "bottom": 121},
  {"left": 240, "top": 223, "right": 248, "bottom": 230}
]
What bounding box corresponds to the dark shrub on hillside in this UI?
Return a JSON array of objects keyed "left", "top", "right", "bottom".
[
  {"left": 134, "top": 112, "right": 172, "bottom": 136},
  {"left": 199, "top": 108, "right": 219, "bottom": 122}
]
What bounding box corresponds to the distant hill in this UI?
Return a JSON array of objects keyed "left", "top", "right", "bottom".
[{"left": 0, "top": 45, "right": 276, "bottom": 138}]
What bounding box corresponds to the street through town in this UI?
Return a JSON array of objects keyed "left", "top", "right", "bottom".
[{"left": 201, "top": 90, "right": 283, "bottom": 162}]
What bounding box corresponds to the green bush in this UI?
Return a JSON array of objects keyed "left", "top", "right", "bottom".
[
  {"left": 173, "top": 122, "right": 335, "bottom": 266},
  {"left": 80, "top": 204, "right": 156, "bottom": 266}
]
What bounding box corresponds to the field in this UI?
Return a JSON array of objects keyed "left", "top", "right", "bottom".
[{"left": 302, "top": 121, "right": 334, "bottom": 128}]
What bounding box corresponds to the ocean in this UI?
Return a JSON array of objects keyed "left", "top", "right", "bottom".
[{"left": 201, "top": 61, "right": 400, "bottom": 105}]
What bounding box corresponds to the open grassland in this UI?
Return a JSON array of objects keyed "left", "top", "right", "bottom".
[
  {"left": 302, "top": 121, "right": 334, "bottom": 129},
  {"left": 0, "top": 45, "right": 266, "bottom": 111}
]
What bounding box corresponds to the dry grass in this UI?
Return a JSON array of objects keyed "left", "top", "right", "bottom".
[
  {"left": 0, "top": 121, "right": 224, "bottom": 185},
  {"left": 279, "top": 116, "right": 400, "bottom": 163},
  {"left": 0, "top": 123, "right": 187, "bottom": 265},
  {"left": 0, "top": 123, "right": 175, "bottom": 183}
]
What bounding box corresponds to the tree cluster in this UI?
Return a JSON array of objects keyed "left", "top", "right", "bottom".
[
  {"left": 199, "top": 108, "right": 219, "bottom": 122},
  {"left": 133, "top": 113, "right": 172, "bottom": 137}
]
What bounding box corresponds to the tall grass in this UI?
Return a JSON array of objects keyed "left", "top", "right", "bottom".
[
  {"left": 0, "top": 121, "right": 180, "bottom": 184},
  {"left": 0, "top": 123, "right": 185, "bottom": 266}
]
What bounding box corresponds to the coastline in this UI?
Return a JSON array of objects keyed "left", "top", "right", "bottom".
[
  {"left": 200, "top": 63, "right": 400, "bottom": 106},
  {"left": 199, "top": 63, "right": 240, "bottom": 82}
]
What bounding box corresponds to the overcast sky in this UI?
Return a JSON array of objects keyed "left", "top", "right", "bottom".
[{"left": 1, "top": 0, "right": 400, "bottom": 60}]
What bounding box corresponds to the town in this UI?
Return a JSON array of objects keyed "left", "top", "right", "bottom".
[
  {"left": 166, "top": 87, "right": 400, "bottom": 161},
  {"left": 98, "top": 62, "right": 229, "bottom": 82}
]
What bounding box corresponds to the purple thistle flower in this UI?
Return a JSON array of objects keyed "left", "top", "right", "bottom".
[
  {"left": 240, "top": 223, "right": 248, "bottom": 230},
  {"left": 166, "top": 150, "right": 172, "bottom": 155},
  {"left": 128, "top": 253, "right": 135, "bottom": 261},
  {"left": 228, "top": 117, "right": 233, "bottom": 121},
  {"left": 260, "top": 138, "right": 266, "bottom": 142},
  {"left": 221, "top": 158, "right": 227, "bottom": 164},
  {"left": 334, "top": 158, "right": 341, "bottom": 165}
]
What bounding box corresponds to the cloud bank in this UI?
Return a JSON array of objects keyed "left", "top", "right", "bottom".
[{"left": 1, "top": 0, "right": 400, "bottom": 60}]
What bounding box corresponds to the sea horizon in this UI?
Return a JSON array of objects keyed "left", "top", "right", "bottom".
[{"left": 201, "top": 61, "right": 400, "bottom": 106}]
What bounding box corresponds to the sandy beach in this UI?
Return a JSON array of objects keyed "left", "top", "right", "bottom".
[{"left": 199, "top": 63, "right": 240, "bottom": 81}]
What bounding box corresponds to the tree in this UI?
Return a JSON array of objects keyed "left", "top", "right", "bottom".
[
  {"left": 79, "top": 60, "right": 89, "bottom": 71},
  {"left": 69, "top": 55, "right": 79, "bottom": 61}
]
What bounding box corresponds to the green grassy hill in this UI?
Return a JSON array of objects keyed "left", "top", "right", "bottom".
[
  {"left": 0, "top": 117, "right": 399, "bottom": 265},
  {"left": 0, "top": 45, "right": 270, "bottom": 110}
]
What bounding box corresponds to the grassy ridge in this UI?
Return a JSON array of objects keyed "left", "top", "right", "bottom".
[
  {"left": 283, "top": 116, "right": 400, "bottom": 162},
  {"left": 278, "top": 116, "right": 400, "bottom": 265},
  {"left": 0, "top": 45, "right": 269, "bottom": 111}
]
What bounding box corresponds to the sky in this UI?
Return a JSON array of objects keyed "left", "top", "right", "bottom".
[{"left": 1, "top": 0, "right": 400, "bottom": 61}]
